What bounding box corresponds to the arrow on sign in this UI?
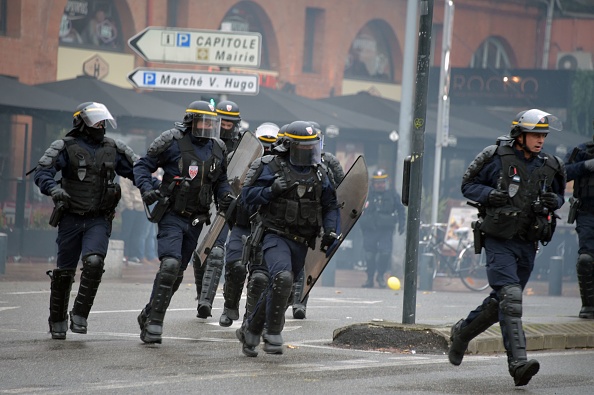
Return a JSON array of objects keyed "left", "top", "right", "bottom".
[
  {"left": 127, "top": 68, "right": 260, "bottom": 95},
  {"left": 128, "top": 26, "right": 262, "bottom": 68}
]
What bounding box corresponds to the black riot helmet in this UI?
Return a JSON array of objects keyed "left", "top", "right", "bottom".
[
  {"left": 275, "top": 120, "right": 321, "bottom": 166},
  {"left": 308, "top": 121, "right": 324, "bottom": 146},
  {"left": 216, "top": 100, "right": 241, "bottom": 141},
  {"left": 254, "top": 122, "right": 280, "bottom": 153},
  {"left": 183, "top": 100, "right": 221, "bottom": 139},
  {"left": 371, "top": 169, "right": 390, "bottom": 192}
]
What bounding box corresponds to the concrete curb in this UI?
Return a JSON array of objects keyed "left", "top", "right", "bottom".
[{"left": 334, "top": 321, "right": 594, "bottom": 354}]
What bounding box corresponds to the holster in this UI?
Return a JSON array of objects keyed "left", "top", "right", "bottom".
[
  {"left": 471, "top": 220, "right": 484, "bottom": 254},
  {"left": 145, "top": 197, "right": 170, "bottom": 224},
  {"left": 49, "top": 201, "right": 67, "bottom": 227},
  {"left": 568, "top": 196, "right": 580, "bottom": 225}
]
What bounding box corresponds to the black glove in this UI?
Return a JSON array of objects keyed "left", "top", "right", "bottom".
[
  {"left": 270, "top": 177, "right": 289, "bottom": 197},
  {"left": 50, "top": 187, "right": 71, "bottom": 203},
  {"left": 540, "top": 192, "right": 558, "bottom": 210},
  {"left": 142, "top": 189, "right": 161, "bottom": 205},
  {"left": 218, "top": 193, "right": 234, "bottom": 213},
  {"left": 320, "top": 229, "right": 337, "bottom": 251},
  {"left": 488, "top": 190, "right": 508, "bottom": 207}
]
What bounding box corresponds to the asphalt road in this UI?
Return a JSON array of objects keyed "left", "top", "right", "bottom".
[{"left": 1, "top": 279, "right": 593, "bottom": 394}]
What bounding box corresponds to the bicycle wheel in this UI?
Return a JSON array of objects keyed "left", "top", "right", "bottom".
[{"left": 457, "top": 246, "right": 490, "bottom": 292}]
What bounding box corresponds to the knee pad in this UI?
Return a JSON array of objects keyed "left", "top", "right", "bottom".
[
  {"left": 227, "top": 260, "right": 247, "bottom": 282},
  {"left": 251, "top": 271, "right": 269, "bottom": 289},
  {"left": 82, "top": 254, "right": 105, "bottom": 277},
  {"left": 160, "top": 257, "right": 181, "bottom": 283},
  {"left": 498, "top": 284, "right": 523, "bottom": 318},
  {"left": 206, "top": 246, "right": 224, "bottom": 268},
  {"left": 577, "top": 253, "right": 594, "bottom": 275}
]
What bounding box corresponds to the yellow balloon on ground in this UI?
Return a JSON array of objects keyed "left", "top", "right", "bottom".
[{"left": 387, "top": 276, "right": 401, "bottom": 290}]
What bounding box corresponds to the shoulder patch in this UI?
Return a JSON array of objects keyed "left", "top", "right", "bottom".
[{"left": 38, "top": 139, "right": 66, "bottom": 167}]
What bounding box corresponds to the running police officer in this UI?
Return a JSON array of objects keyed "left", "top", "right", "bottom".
[
  {"left": 218, "top": 122, "right": 280, "bottom": 327},
  {"left": 564, "top": 126, "right": 594, "bottom": 319},
  {"left": 135, "top": 100, "right": 233, "bottom": 344},
  {"left": 236, "top": 120, "right": 340, "bottom": 357},
  {"left": 359, "top": 169, "right": 405, "bottom": 288},
  {"left": 449, "top": 109, "right": 566, "bottom": 387},
  {"left": 193, "top": 100, "right": 243, "bottom": 319},
  {"left": 291, "top": 121, "right": 345, "bottom": 319},
  {"left": 34, "top": 102, "right": 137, "bottom": 340}
]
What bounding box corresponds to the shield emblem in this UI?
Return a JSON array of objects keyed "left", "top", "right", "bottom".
[
  {"left": 508, "top": 183, "right": 519, "bottom": 198},
  {"left": 188, "top": 165, "right": 199, "bottom": 180},
  {"left": 297, "top": 184, "right": 307, "bottom": 197}
]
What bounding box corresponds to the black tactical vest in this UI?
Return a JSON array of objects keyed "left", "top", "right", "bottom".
[
  {"left": 360, "top": 190, "right": 397, "bottom": 230},
  {"left": 259, "top": 157, "right": 325, "bottom": 239},
  {"left": 61, "top": 137, "right": 120, "bottom": 215},
  {"left": 574, "top": 142, "right": 594, "bottom": 199},
  {"left": 161, "top": 134, "right": 225, "bottom": 217}
]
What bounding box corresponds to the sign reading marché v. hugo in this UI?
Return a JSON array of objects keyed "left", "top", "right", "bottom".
[{"left": 128, "top": 27, "right": 261, "bottom": 68}]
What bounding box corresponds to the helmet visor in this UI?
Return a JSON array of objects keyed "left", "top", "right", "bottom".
[
  {"left": 514, "top": 109, "right": 562, "bottom": 133},
  {"left": 79, "top": 102, "right": 117, "bottom": 129},
  {"left": 192, "top": 115, "right": 221, "bottom": 139},
  {"left": 289, "top": 139, "right": 322, "bottom": 166}
]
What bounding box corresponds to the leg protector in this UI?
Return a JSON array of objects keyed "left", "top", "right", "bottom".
[
  {"left": 197, "top": 246, "right": 224, "bottom": 318},
  {"left": 576, "top": 254, "right": 594, "bottom": 319},
  {"left": 243, "top": 270, "right": 269, "bottom": 347},
  {"left": 70, "top": 254, "right": 104, "bottom": 334},
  {"left": 263, "top": 270, "right": 294, "bottom": 354},
  {"left": 498, "top": 284, "right": 539, "bottom": 386},
  {"left": 375, "top": 253, "right": 391, "bottom": 288},
  {"left": 192, "top": 251, "right": 204, "bottom": 299},
  {"left": 47, "top": 268, "right": 75, "bottom": 340},
  {"left": 448, "top": 298, "right": 499, "bottom": 366},
  {"left": 141, "top": 257, "right": 180, "bottom": 344},
  {"left": 292, "top": 269, "right": 308, "bottom": 319},
  {"left": 220, "top": 260, "right": 247, "bottom": 327}
]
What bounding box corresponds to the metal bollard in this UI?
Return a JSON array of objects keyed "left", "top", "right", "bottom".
[
  {"left": 419, "top": 252, "right": 435, "bottom": 291},
  {"left": 548, "top": 255, "right": 563, "bottom": 296},
  {"left": 0, "top": 233, "right": 7, "bottom": 275}
]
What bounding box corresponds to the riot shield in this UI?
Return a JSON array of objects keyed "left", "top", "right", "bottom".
[
  {"left": 194, "top": 132, "right": 264, "bottom": 264},
  {"left": 301, "top": 155, "right": 368, "bottom": 301}
]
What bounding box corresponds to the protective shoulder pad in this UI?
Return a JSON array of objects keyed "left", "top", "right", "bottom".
[
  {"left": 243, "top": 156, "right": 271, "bottom": 187},
  {"left": 38, "top": 139, "right": 66, "bottom": 167},
  {"left": 115, "top": 139, "right": 140, "bottom": 164},
  {"left": 462, "top": 144, "right": 498, "bottom": 184},
  {"left": 147, "top": 128, "right": 184, "bottom": 157}
]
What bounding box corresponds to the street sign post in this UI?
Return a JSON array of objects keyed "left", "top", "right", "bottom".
[
  {"left": 127, "top": 68, "right": 259, "bottom": 95},
  {"left": 128, "top": 27, "right": 262, "bottom": 68}
]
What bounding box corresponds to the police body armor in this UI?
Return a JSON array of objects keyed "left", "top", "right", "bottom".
[
  {"left": 61, "top": 137, "right": 120, "bottom": 215},
  {"left": 479, "top": 144, "right": 561, "bottom": 242},
  {"left": 259, "top": 157, "right": 324, "bottom": 244},
  {"left": 360, "top": 190, "right": 397, "bottom": 230},
  {"left": 161, "top": 134, "right": 225, "bottom": 217}
]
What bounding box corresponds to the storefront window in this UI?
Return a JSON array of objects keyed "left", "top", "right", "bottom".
[
  {"left": 59, "top": 0, "right": 122, "bottom": 50},
  {"left": 470, "top": 36, "right": 512, "bottom": 69},
  {"left": 344, "top": 25, "right": 393, "bottom": 81}
]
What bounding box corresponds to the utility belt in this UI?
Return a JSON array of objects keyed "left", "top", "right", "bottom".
[
  {"left": 174, "top": 209, "right": 211, "bottom": 226},
  {"left": 265, "top": 228, "right": 313, "bottom": 247}
]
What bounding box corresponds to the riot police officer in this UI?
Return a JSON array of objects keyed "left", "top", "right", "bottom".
[
  {"left": 33, "top": 102, "right": 137, "bottom": 340},
  {"left": 291, "top": 121, "right": 345, "bottom": 319},
  {"left": 449, "top": 109, "right": 566, "bottom": 387},
  {"left": 218, "top": 122, "right": 280, "bottom": 327},
  {"left": 564, "top": 129, "right": 594, "bottom": 319},
  {"left": 193, "top": 100, "right": 243, "bottom": 319},
  {"left": 236, "top": 120, "right": 340, "bottom": 357},
  {"left": 359, "top": 169, "right": 405, "bottom": 288},
  {"left": 135, "top": 100, "right": 233, "bottom": 344}
]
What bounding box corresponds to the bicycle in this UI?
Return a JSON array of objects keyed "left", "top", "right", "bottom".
[{"left": 419, "top": 222, "right": 489, "bottom": 292}]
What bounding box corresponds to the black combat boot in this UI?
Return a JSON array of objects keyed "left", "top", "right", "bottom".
[
  {"left": 70, "top": 254, "right": 104, "bottom": 334},
  {"left": 576, "top": 254, "right": 594, "bottom": 319},
  {"left": 362, "top": 251, "right": 376, "bottom": 288},
  {"left": 47, "top": 268, "right": 75, "bottom": 340},
  {"left": 140, "top": 258, "right": 179, "bottom": 344},
  {"left": 263, "top": 271, "right": 294, "bottom": 355},
  {"left": 499, "top": 284, "right": 539, "bottom": 386},
  {"left": 448, "top": 298, "right": 499, "bottom": 365},
  {"left": 236, "top": 270, "right": 268, "bottom": 357},
  {"left": 219, "top": 260, "right": 247, "bottom": 327},
  {"left": 197, "top": 246, "right": 224, "bottom": 318}
]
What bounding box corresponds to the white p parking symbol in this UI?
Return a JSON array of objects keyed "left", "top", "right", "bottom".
[
  {"left": 176, "top": 33, "right": 191, "bottom": 47},
  {"left": 143, "top": 72, "right": 156, "bottom": 86}
]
